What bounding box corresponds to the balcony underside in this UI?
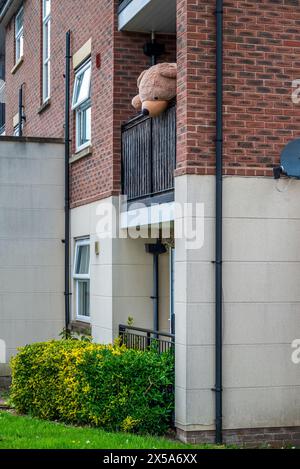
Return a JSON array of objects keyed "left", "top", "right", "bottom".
[{"left": 118, "top": 0, "right": 176, "bottom": 33}]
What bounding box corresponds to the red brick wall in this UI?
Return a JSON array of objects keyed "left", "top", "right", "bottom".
[
  {"left": 176, "top": 0, "right": 215, "bottom": 177},
  {"left": 176, "top": 0, "right": 300, "bottom": 177},
  {"left": 4, "top": 0, "right": 176, "bottom": 208}
]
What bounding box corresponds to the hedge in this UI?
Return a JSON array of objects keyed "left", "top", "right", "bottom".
[{"left": 10, "top": 340, "right": 175, "bottom": 435}]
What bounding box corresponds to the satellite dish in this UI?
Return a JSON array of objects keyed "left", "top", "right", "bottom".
[{"left": 280, "top": 138, "right": 300, "bottom": 179}]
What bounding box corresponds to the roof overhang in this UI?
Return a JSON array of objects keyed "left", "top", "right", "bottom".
[
  {"left": 118, "top": 0, "right": 176, "bottom": 34},
  {"left": 0, "top": 0, "right": 23, "bottom": 27}
]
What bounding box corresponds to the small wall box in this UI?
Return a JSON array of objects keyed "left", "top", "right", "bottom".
[{"left": 95, "top": 241, "right": 100, "bottom": 255}]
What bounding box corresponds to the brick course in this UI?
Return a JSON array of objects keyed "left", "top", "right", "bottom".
[{"left": 177, "top": 426, "right": 300, "bottom": 448}]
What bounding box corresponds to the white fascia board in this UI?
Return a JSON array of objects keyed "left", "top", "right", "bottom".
[
  {"left": 118, "top": 0, "right": 151, "bottom": 31},
  {"left": 120, "top": 201, "right": 175, "bottom": 229}
]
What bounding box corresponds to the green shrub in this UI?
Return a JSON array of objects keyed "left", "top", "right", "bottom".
[{"left": 10, "top": 340, "right": 174, "bottom": 435}]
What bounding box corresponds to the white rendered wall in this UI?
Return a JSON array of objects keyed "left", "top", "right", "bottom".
[
  {"left": 0, "top": 138, "right": 65, "bottom": 370},
  {"left": 70, "top": 197, "right": 171, "bottom": 345},
  {"left": 175, "top": 174, "right": 300, "bottom": 432}
]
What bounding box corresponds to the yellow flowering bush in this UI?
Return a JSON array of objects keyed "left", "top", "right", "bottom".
[{"left": 10, "top": 340, "right": 174, "bottom": 435}]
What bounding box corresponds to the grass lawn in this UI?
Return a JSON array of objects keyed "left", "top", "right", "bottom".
[{"left": 0, "top": 411, "right": 224, "bottom": 450}]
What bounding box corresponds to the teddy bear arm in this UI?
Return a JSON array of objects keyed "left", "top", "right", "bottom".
[{"left": 132, "top": 94, "right": 142, "bottom": 110}]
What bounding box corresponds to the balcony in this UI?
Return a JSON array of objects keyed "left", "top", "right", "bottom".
[
  {"left": 121, "top": 103, "right": 176, "bottom": 208},
  {"left": 119, "top": 324, "right": 175, "bottom": 354},
  {"left": 118, "top": 0, "right": 176, "bottom": 33}
]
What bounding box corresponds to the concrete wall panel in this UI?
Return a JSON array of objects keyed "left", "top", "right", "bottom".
[
  {"left": 0, "top": 139, "right": 65, "bottom": 367},
  {"left": 175, "top": 174, "right": 300, "bottom": 432}
]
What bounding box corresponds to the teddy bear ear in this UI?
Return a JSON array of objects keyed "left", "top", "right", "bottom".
[
  {"left": 137, "top": 70, "right": 146, "bottom": 88},
  {"left": 159, "top": 63, "right": 177, "bottom": 79}
]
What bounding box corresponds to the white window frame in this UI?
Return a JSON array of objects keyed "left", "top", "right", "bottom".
[
  {"left": 72, "top": 60, "right": 91, "bottom": 152},
  {"left": 13, "top": 123, "right": 22, "bottom": 136},
  {"left": 73, "top": 238, "right": 90, "bottom": 322},
  {"left": 42, "top": 0, "right": 51, "bottom": 102},
  {"left": 15, "top": 6, "right": 24, "bottom": 63}
]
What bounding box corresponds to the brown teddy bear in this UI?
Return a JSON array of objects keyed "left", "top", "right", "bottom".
[{"left": 132, "top": 63, "right": 177, "bottom": 118}]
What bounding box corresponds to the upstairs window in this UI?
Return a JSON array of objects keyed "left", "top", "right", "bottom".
[
  {"left": 42, "top": 0, "right": 51, "bottom": 102},
  {"left": 15, "top": 6, "right": 24, "bottom": 63},
  {"left": 73, "top": 239, "right": 90, "bottom": 321},
  {"left": 72, "top": 60, "right": 91, "bottom": 152}
]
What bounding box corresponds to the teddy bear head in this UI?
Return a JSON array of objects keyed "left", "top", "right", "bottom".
[{"left": 132, "top": 62, "right": 177, "bottom": 118}]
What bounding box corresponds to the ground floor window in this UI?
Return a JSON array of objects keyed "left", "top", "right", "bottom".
[{"left": 73, "top": 238, "right": 90, "bottom": 321}]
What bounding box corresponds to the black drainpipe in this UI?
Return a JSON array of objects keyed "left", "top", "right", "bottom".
[
  {"left": 145, "top": 240, "right": 167, "bottom": 333},
  {"left": 153, "top": 251, "right": 159, "bottom": 332},
  {"left": 143, "top": 31, "right": 165, "bottom": 67},
  {"left": 215, "top": 0, "right": 223, "bottom": 445},
  {"left": 18, "top": 84, "right": 25, "bottom": 136},
  {"left": 64, "top": 30, "right": 71, "bottom": 332},
  {"left": 151, "top": 31, "right": 157, "bottom": 66}
]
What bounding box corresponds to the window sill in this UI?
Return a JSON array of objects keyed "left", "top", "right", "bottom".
[
  {"left": 70, "top": 145, "right": 93, "bottom": 164},
  {"left": 69, "top": 320, "right": 91, "bottom": 335},
  {"left": 11, "top": 56, "right": 24, "bottom": 75},
  {"left": 38, "top": 98, "right": 51, "bottom": 114}
]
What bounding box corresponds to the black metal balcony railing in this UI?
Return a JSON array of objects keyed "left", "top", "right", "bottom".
[
  {"left": 121, "top": 104, "right": 176, "bottom": 204},
  {"left": 119, "top": 325, "right": 175, "bottom": 354}
]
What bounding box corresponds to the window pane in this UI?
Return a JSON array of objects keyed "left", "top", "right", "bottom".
[
  {"left": 43, "top": 0, "right": 51, "bottom": 18},
  {"left": 78, "top": 105, "right": 91, "bottom": 148},
  {"left": 19, "top": 35, "right": 24, "bottom": 58},
  {"left": 16, "top": 39, "right": 20, "bottom": 61},
  {"left": 72, "top": 63, "right": 91, "bottom": 108},
  {"left": 76, "top": 67, "right": 91, "bottom": 103},
  {"left": 79, "top": 110, "right": 84, "bottom": 146},
  {"left": 43, "top": 62, "right": 49, "bottom": 100},
  {"left": 15, "top": 8, "right": 23, "bottom": 36},
  {"left": 42, "top": 7, "right": 51, "bottom": 101},
  {"left": 43, "top": 21, "right": 50, "bottom": 59},
  {"left": 16, "top": 34, "right": 24, "bottom": 61},
  {"left": 77, "top": 280, "right": 90, "bottom": 317},
  {"left": 86, "top": 106, "right": 91, "bottom": 142},
  {"left": 75, "top": 243, "right": 90, "bottom": 275}
]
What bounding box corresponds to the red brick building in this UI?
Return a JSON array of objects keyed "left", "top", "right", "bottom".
[
  {"left": 2, "top": 0, "right": 300, "bottom": 446},
  {"left": 2, "top": 0, "right": 176, "bottom": 206}
]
